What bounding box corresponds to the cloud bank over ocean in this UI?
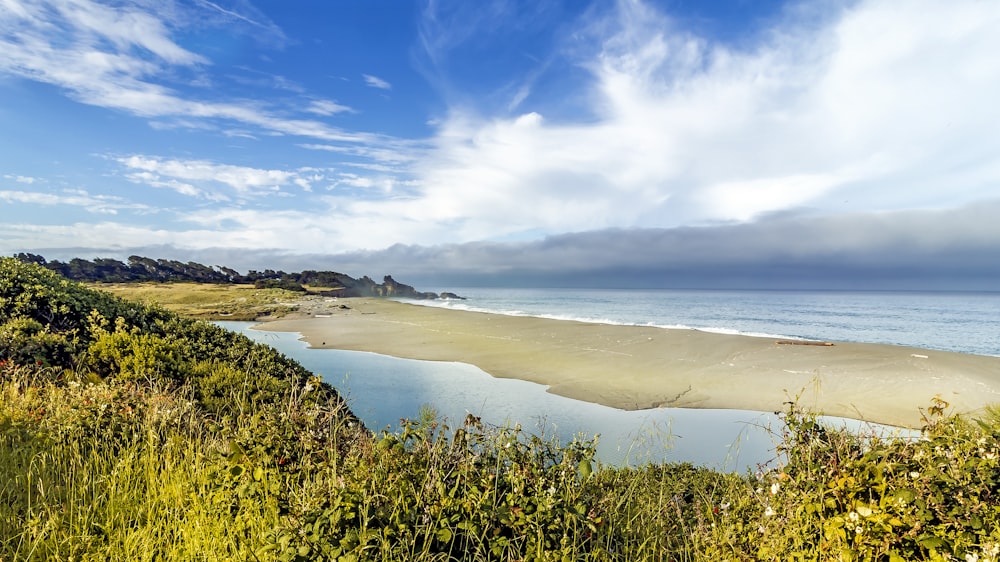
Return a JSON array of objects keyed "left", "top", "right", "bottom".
[{"left": 32, "top": 200, "right": 998, "bottom": 290}]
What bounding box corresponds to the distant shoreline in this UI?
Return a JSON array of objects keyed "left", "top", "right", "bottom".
[{"left": 256, "top": 298, "right": 1000, "bottom": 428}]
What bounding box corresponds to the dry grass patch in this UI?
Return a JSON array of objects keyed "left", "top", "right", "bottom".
[{"left": 91, "top": 282, "right": 307, "bottom": 320}]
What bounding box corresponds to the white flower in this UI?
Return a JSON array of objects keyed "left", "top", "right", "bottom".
[
  {"left": 966, "top": 553, "right": 979, "bottom": 562},
  {"left": 910, "top": 471, "right": 920, "bottom": 479},
  {"left": 855, "top": 526, "right": 863, "bottom": 535},
  {"left": 848, "top": 511, "right": 860, "bottom": 523},
  {"left": 764, "top": 506, "right": 776, "bottom": 517},
  {"left": 770, "top": 482, "right": 780, "bottom": 495}
]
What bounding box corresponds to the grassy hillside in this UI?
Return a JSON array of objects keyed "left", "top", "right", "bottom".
[
  {"left": 2, "top": 258, "right": 999, "bottom": 560},
  {"left": 91, "top": 281, "right": 313, "bottom": 320}
]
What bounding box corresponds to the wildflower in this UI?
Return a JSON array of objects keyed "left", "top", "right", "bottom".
[
  {"left": 848, "top": 511, "right": 860, "bottom": 523},
  {"left": 764, "top": 506, "right": 775, "bottom": 517},
  {"left": 966, "top": 553, "right": 979, "bottom": 562},
  {"left": 910, "top": 471, "right": 920, "bottom": 479},
  {"left": 855, "top": 526, "right": 863, "bottom": 535},
  {"left": 770, "top": 482, "right": 780, "bottom": 495}
]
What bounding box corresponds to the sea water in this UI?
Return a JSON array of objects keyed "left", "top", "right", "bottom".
[
  {"left": 404, "top": 288, "right": 1000, "bottom": 357},
  {"left": 215, "top": 286, "right": 988, "bottom": 471}
]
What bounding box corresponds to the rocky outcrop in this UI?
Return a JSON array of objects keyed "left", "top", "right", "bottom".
[
  {"left": 372, "top": 275, "right": 439, "bottom": 299},
  {"left": 317, "top": 275, "right": 458, "bottom": 300}
]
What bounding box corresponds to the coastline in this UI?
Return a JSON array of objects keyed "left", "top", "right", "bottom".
[{"left": 255, "top": 298, "right": 1000, "bottom": 428}]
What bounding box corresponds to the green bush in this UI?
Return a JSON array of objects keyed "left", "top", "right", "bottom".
[
  {"left": 84, "top": 326, "right": 184, "bottom": 383},
  {"left": 0, "top": 317, "right": 77, "bottom": 366},
  {"left": 0, "top": 257, "right": 350, "bottom": 417},
  {"left": 749, "top": 401, "right": 1000, "bottom": 561}
]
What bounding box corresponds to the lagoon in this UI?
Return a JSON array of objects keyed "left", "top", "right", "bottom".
[{"left": 219, "top": 321, "right": 908, "bottom": 472}]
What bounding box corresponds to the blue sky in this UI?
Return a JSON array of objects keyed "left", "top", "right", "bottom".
[{"left": 1, "top": 0, "right": 998, "bottom": 289}]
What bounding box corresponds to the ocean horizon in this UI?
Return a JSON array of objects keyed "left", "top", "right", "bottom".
[{"left": 402, "top": 287, "right": 1000, "bottom": 357}]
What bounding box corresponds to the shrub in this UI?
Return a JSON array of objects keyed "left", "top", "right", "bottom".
[{"left": 751, "top": 400, "right": 1000, "bottom": 561}]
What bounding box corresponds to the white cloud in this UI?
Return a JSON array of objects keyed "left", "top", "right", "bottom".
[
  {"left": 306, "top": 99, "right": 353, "bottom": 116},
  {"left": 396, "top": 0, "right": 1000, "bottom": 246},
  {"left": 124, "top": 171, "right": 214, "bottom": 199},
  {"left": 335, "top": 174, "right": 375, "bottom": 189},
  {"left": 195, "top": 0, "right": 277, "bottom": 34},
  {"left": 3, "top": 174, "right": 38, "bottom": 184},
  {"left": 0, "top": 0, "right": 381, "bottom": 143},
  {"left": 363, "top": 73, "right": 392, "bottom": 90},
  {"left": 299, "top": 142, "right": 423, "bottom": 166},
  {"left": 116, "top": 155, "right": 327, "bottom": 196},
  {"left": 0, "top": 188, "right": 149, "bottom": 214}
]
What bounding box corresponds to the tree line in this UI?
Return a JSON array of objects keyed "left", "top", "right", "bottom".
[{"left": 11, "top": 253, "right": 446, "bottom": 299}]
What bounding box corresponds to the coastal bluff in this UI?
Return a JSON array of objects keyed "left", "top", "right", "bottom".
[{"left": 12, "top": 253, "right": 462, "bottom": 301}]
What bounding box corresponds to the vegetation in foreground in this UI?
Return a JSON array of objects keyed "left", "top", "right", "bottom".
[{"left": 2, "top": 258, "right": 1000, "bottom": 560}]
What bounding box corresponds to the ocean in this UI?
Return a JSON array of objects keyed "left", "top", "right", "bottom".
[
  {"left": 403, "top": 288, "right": 1000, "bottom": 357},
  {"left": 220, "top": 288, "right": 985, "bottom": 472}
]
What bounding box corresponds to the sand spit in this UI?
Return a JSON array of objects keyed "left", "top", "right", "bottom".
[{"left": 256, "top": 299, "right": 1000, "bottom": 428}]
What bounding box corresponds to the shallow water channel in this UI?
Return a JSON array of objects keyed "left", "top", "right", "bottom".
[{"left": 220, "top": 322, "right": 913, "bottom": 472}]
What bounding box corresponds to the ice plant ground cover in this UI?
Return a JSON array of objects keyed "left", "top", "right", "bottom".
[{"left": 1, "top": 258, "right": 999, "bottom": 560}]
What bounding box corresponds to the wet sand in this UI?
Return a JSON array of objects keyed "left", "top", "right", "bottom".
[{"left": 256, "top": 299, "right": 1000, "bottom": 427}]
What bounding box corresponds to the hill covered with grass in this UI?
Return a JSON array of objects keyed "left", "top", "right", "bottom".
[{"left": 1, "top": 257, "right": 999, "bottom": 560}]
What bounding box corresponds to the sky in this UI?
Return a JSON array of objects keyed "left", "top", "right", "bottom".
[{"left": 1, "top": 0, "right": 998, "bottom": 290}]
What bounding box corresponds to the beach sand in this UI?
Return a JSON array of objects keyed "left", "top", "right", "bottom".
[{"left": 256, "top": 298, "right": 1000, "bottom": 428}]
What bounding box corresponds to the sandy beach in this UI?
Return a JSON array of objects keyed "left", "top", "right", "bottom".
[{"left": 256, "top": 298, "right": 1000, "bottom": 428}]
